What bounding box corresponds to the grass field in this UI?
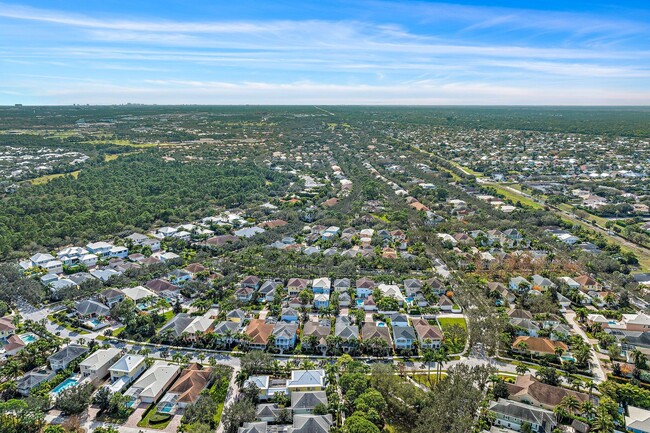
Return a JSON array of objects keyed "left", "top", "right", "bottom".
[
  {"left": 484, "top": 182, "right": 544, "bottom": 210},
  {"left": 437, "top": 317, "right": 467, "bottom": 330},
  {"left": 83, "top": 139, "right": 159, "bottom": 148},
  {"left": 30, "top": 170, "right": 80, "bottom": 185}
]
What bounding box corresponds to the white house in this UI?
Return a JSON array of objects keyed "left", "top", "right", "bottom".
[
  {"left": 124, "top": 361, "right": 181, "bottom": 404},
  {"left": 79, "top": 348, "right": 122, "bottom": 381},
  {"left": 109, "top": 354, "right": 147, "bottom": 390}
]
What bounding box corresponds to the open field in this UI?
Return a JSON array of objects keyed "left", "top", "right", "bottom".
[
  {"left": 437, "top": 317, "right": 467, "bottom": 330},
  {"left": 30, "top": 170, "right": 80, "bottom": 185}
]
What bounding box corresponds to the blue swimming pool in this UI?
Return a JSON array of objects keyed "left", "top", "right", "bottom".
[
  {"left": 52, "top": 378, "right": 78, "bottom": 395},
  {"left": 19, "top": 333, "right": 37, "bottom": 344},
  {"left": 158, "top": 402, "right": 175, "bottom": 414}
]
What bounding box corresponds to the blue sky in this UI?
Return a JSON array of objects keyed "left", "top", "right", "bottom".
[{"left": 1, "top": 0, "right": 649, "bottom": 105}]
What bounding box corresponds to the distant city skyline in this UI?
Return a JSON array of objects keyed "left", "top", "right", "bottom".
[{"left": 1, "top": 0, "right": 649, "bottom": 105}]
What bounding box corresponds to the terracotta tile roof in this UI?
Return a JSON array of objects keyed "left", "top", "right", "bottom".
[
  {"left": 512, "top": 336, "right": 568, "bottom": 355},
  {"left": 246, "top": 319, "right": 274, "bottom": 345},
  {"left": 507, "top": 375, "right": 589, "bottom": 408},
  {"left": 411, "top": 318, "right": 443, "bottom": 341},
  {"left": 167, "top": 363, "right": 213, "bottom": 404}
]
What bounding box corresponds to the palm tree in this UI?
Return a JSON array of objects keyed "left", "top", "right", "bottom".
[
  {"left": 591, "top": 406, "right": 614, "bottom": 433},
  {"left": 575, "top": 308, "right": 588, "bottom": 323},
  {"left": 422, "top": 349, "right": 436, "bottom": 383},
  {"left": 515, "top": 363, "right": 530, "bottom": 376},
  {"left": 516, "top": 341, "right": 529, "bottom": 359},
  {"left": 434, "top": 348, "right": 449, "bottom": 381},
  {"left": 235, "top": 370, "right": 248, "bottom": 387},
  {"left": 560, "top": 395, "right": 581, "bottom": 416},
  {"left": 197, "top": 352, "right": 205, "bottom": 364},
  {"left": 554, "top": 346, "right": 565, "bottom": 358},
  {"left": 581, "top": 401, "right": 595, "bottom": 419},
  {"left": 585, "top": 379, "right": 596, "bottom": 397},
  {"left": 632, "top": 349, "right": 648, "bottom": 370}
]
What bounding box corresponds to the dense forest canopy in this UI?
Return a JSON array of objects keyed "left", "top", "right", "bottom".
[{"left": 0, "top": 150, "right": 290, "bottom": 257}]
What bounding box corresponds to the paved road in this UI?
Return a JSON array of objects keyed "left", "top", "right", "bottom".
[{"left": 564, "top": 310, "right": 607, "bottom": 383}]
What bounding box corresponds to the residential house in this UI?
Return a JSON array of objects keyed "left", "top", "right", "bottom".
[
  {"left": 312, "top": 278, "right": 331, "bottom": 294},
  {"left": 126, "top": 233, "right": 150, "bottom": 246},
  {"left": 158, "top": 314, "right": 196, "bottom": 340},
  {"left": 356, "top": 277, "right": 375, "bottom": 299},
  {"left": 122, "top": 285, "right": 157, "bottom": 302},
  {"left": 291, "top": 391, "right": 328, "bottom": 414},
  {"left": 86, "top": 241, "right": 115, "bottom": 258},
  {"left": 235, "top": 287, "right": 256, "bottom": 302},
  {"left": 393, "top": 326, "right": 416, "bottom": 351},
  {"left": 48, "top": 344, "right": 88, "bottom": 372},
  {"left": 281, "top": 308, "right": 300, "bottom": 323},
  {"left": 255, "top": 404, "right": 282, "bottom": 422},
  {"left": 531, "top": 275, "right": 555, "bottom": 291},
  {"left": 412, "top": 318, "right": 443, "bottom": 350},
  {"left": 558, "top": 277, "right": 581, "bottom": 290},
  {"left": 378, "top": 284, "right": 405, "bottom": 306},
  {"left": 287, "top": 370, "right": 325, "bottom": 392},
  {"left": 489, "top": 398, "right": 557, "bottom": 433},
  {"left": 17, "top": 369, "right": 56, "bottom": 396},
  {"left": 333, "top": 278, "right": 351, "bottom": 293},
  {"left": 511, "top": 318, "right": 540, "bottom": 337},
  {"left": 259, "top": 280, "right": 281, "bottom": 302},
  {"left": 506, "top": 375, "right": 590, "bottom": 411},
  {"left": 574, "top": 275, "right": 601, "bottom": 292},
  {"left": 302, "top": 321, "right": 331, "bottom": 354},
  {"left": 145, "top": 279, "right": 180, "bottom": 296},
  {"left": 626, "top": 406, "right": 650, "bottom": 433},
  {"left": 512, "top": 336, "right": 568, "bottom": 357},
  {"left": 334, "top": 317, "right": 359, "bottom": 352},
  {"left": 90, "top": 268, "right": 121, "bottom": 282},
  {"left": 100, "top": 288, "right": 125, "bottom": 307},
  {"left": 0, "top": 316, "right": 16, "bottom": 339},
  {"left": 227, "top": 309, "right": 248, "bottom": 323},
  {"left": 168, "top": 269, "right": 192, "bottom": 285},
  {"left": 287, "top": 415, "right": 333, "bottom": 433},
  {"left": 438, "top": 295, "right": 454, "bottom": 311},
  {"left": 510, "top": 276, "right": 531, "bottom": 293},
  {"left": 125, "top": 361, "right": 181, "bottom": 404},
  {"left": 2, "top": 334, "right": 26, "bottom": 356},
  {"left": 362, "top": 322, "right": 392, "bottom": 349},
  {"left": 387, "top": 313, "right": 409, "bottom": 327},
  {"left": 288, "top": 278, "right": 309, "bottom": 296},
  {"left": 75, "top": 300, "right": 109, "bottom": 318},
  {"left": 213, "top": 321, "right": 241, "bottom": 346},
  {"left": 109, "top": 354, "right": 147, "bottom": 390},
  {"left": 79, "top": 347, "right": 122, "bottom": 381},
  {"left": 246, "top": 319, "right": 274, "bottom": 350},
  {"left": 314, "top": 293, "right": 330, "bottom": 310},
  {"left": 240, "top": 275, "right": 261, "bottom": 290},
  {"left": 339, "top": 292, "right": 351, "bottom": 307},
  {"left": 403, "top": 279, "right": 423, "bottom": 297},
  {"left": 273, "top": 322, "right": 299, "bottom": 351}
]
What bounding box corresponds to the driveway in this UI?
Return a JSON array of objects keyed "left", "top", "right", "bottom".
[{"left": 564, "top": 310, "right": 607, "bottom": 382}]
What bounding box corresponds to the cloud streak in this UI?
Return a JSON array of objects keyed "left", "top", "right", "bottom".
[{"left": 0, "top": 1, "right": 648, "bottom": 105}]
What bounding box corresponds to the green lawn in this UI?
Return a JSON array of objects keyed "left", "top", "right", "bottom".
[
  {"left": 411, "top": 372, "right": 446, "bottom": 388},
  {"left": 437, "top": 317, "right": 467, "bottom": 330},
  {"left": 137, "top": 404, "right": 173, "bottom": 430},
  {"left": 47, "top": 314, "right": 90, "bottom": 334},
  {"left": 483, "top": 182, "right": 544, "bottom": 210}
]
